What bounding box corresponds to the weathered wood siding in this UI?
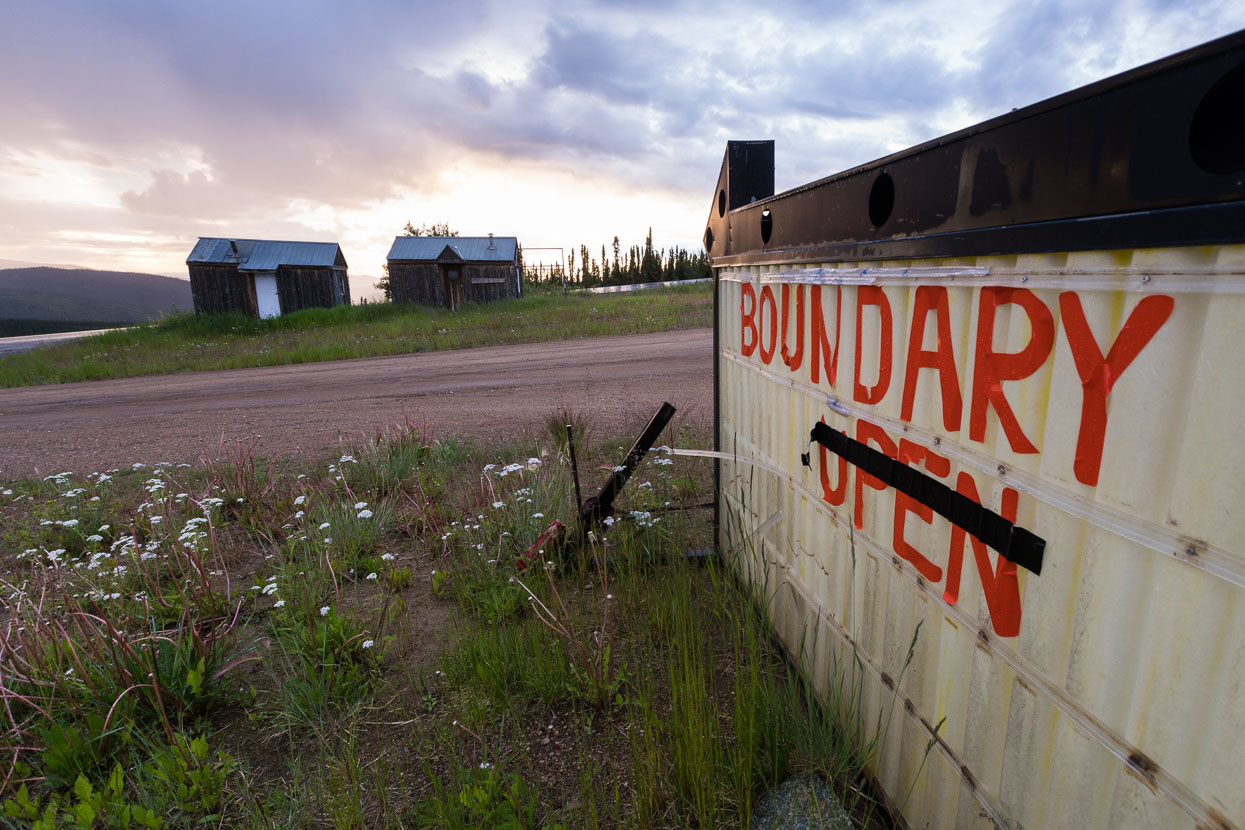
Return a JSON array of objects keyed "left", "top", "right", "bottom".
[
  {"left": 389, "top": 261, "right": 519, "bottom": 307},
  {"left": 389, "top": 263, "right": 443, "bottom": 306},
  {"left": 188, "top": 264, "right": 348, "bottom": 316},
  {"left": 463, "top": 264, "right": 520, "bottom": 303},
  {"left": 188, "top": 264, "right": 257, "bottom": 316},
  {"left": 275, "top": 266, "right": 350, "bottom": 312}
]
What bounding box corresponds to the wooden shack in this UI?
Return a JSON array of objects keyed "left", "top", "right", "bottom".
[
  {"left": 386, "top": 234, "right": 520, "bottom": 310},
  {"left": 185, "top": 238, "right": 350, "bottom": 318}
]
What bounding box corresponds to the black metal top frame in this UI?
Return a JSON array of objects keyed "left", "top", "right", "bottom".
[{"left": 706, "top": 29, "right": 1245, "bottom": 267}]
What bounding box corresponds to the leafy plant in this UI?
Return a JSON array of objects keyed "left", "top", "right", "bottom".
[{"left": 411, "top": 763, "right": 554, "bottom": 830}]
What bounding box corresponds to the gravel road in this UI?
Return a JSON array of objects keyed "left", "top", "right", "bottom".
[{"left": 0, "top": 328, "right": 713, "bottom": 479}]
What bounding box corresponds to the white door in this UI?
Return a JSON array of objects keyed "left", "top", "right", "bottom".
[{"left": 254, "top": 273, "right": 281, "bottom": 319}]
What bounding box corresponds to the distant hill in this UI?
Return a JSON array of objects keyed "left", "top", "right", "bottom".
[{"left": 0, "top": 267, "right": 192, "bottom": 322}]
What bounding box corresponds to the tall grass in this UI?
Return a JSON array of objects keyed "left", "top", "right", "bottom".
[
  {"left": 0, "top": 282, "right": 711, "bottom": 388},
  {"left": 0, "top": 414, "right": 907, "bottom": 828}
]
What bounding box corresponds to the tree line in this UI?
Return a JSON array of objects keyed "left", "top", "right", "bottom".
[{"left": 521, "top": 227, "right": 710, "bottom": 287}]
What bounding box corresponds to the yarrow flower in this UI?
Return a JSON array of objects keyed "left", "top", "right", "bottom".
[
  {"left": 294, "top": 495, "right": 306, "bottom": 506},
  {"left": 492, "top": 501, "right": 505, "bottom": 509},
  {"left": 273, "top": 600, "right": 286, "bottom": 608},
  {"left": 319, "top": 522, "right": 331, "bottom": 530},
  {"left": 354, "top": 501, "right": 368, "bottom": 510},
  {"left": 381, "top": 553, "right": 395, "bottom": 561},
  {"left": 357, "top": 509, "right": 373, "bottom": 519},
  {"left": 361, "top": 639, "right": 374, "bottom": 649},
  {"left": 320, "top": 606, "right": 330, "bottom": 616},
  {"left": 366, "top": 572, "right": 378, "bottom": 580},
  {"left": 262, "top": 583, "right": 278, "bottom": 595}
]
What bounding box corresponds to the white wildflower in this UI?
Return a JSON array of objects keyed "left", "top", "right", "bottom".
[
  {"left": 492, "top": 501, "right": 505, "bottom": 509},
  {"left": 361, "top": 639, "right": 374, "bottom": 649},
  {"left": 320, "top": 606, "right": 330, "bottom": 616},
  {"left": 319, "top": 522, "right": 330, "bottom": 530},
  {"left": 366, "top": 572, "right": 378, "bottom": 580},
  {"left": 381, "top": 553, "right": 395, "bottom": 561},
  {"left": 273, "top": 600, "right": 286, "bottom": 608},
  {"left": 262, "top": 583, "right": 278, "bottom": 595},
  {"left": 357, "top": 509, "right": 373, "bottom": 519},
  {"left": 294, "top": 495, "right": 306, "bottom": 506}
]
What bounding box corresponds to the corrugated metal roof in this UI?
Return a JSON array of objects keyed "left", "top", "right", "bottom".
[
  {"left": 386, "top": 236, "right": 518, "bottom": 262},
  {"left": 186, "top": 238, "right": 345, "bottom": 270}
]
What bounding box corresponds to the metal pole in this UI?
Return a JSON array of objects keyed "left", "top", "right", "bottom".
[{"left": 567, "top": 423, "right": 583, "bottom": 514}]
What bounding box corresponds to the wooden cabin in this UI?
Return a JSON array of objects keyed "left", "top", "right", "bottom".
[
  {"left": 185, "top": 238, "right": 350, "bottom": 318},
  {"left": 386, "top": 234, "right": 520, "bottom": 309}
]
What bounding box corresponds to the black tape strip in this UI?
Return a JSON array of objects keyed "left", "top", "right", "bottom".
[{"left": 803, "top": 422, "right": 1045, "bottom": 576}]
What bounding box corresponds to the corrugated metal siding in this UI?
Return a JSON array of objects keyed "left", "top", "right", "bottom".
[
  {"left": 386, "top": 236, "right": 518, "bottom": 262},
  {"left": 240, "top": 241, "right": 342, "bottom": 271},
  {"left": 186, "top": 238, "right": 342, "bottom": 269},
  {"left": 717, "top": 245, "right": 1245, "bottom": 830},
  {"left": 187, "top": 238, "right": 255, "bottom": 264}
]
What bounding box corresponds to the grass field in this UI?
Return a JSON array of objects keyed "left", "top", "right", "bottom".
[
  {"left": 0, "top": 283, "right": 711, "bottom": 389},
  {"left": 0, "top": 416, "right": 897, "bottom": 828}
]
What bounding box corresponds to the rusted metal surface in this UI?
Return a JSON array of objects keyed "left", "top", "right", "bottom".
[
  {"left": 705, "top": 32, "right": 1244, "bottom": 269},
  {"left": 579, "top": 401, "right": 676, "bottom": 533},
  {"left": 711, "top": 31, "right": 1245, "bottom": 830},
  {"left": 520, "top": 402, "right": 677, "bottom": 566},
  {"left": 567, "top": 423, "right": 584, "bottom": 514}
]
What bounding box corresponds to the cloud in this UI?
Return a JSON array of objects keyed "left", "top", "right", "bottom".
[{"left": 2, "top": 0, "right": 1244, "bottom": 276}]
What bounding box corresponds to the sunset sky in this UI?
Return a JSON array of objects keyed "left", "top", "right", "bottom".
[{"left": 2, "top": 1, "right": 1242, "bottom": 292}]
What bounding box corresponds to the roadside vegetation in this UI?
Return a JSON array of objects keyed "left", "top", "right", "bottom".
[
  {"left": 0, "top": 414, "right": 893, "bottom": 828},
  {"left": 0, "top": 282, "right": 711, "bottom": 389}
]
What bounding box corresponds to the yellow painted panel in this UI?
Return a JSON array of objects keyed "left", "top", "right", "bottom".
[{"left": 716, "top": 247, "right": 1245, "bottom": 829}]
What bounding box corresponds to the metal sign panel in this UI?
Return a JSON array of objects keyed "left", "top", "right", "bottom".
[{"left": 711, "top": 31, "right": 1245, "bottom": 830}]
